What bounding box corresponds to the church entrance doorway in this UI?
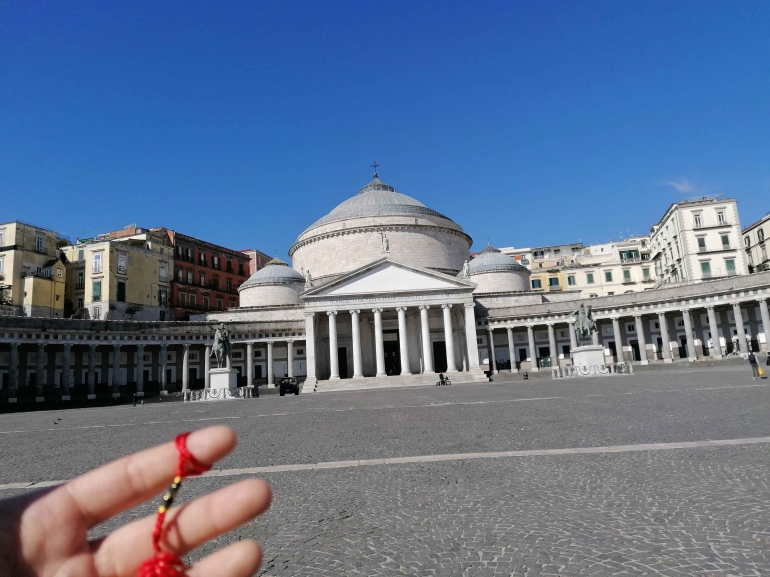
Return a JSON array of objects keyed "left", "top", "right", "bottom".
[
  {"left": 630, "top": 340, "right": 640, "bottom": 361},
  {"left": 337, "top": 347, "right": 348, "bottom": 379},
  {"left": 384, "top": 340, "right": 400, "bottom": 375},
  {"left": 433, "top": 341, "right": 448, "bottom": 373}
]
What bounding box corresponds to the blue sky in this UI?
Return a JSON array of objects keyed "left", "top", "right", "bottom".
[{"left": 2, "top": 1, "right": 768, "bottom": 256}]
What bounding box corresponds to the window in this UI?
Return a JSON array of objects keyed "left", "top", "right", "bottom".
[
  {"left": 642, "top": 267, "right": 650, "bottom": 280},
  {"left": 158, "top": 289, "right": 168, "bottom": 306},
  {"left": 56, "top": 268, "right": 63, "bottom": 278},
  {"left": 604, "top": 271, "right": 613, "bottom": 282},
  {"left": 700, "top": 261, "right": 711, "bottom": 276},
  {"left": 213, "top": 256, "right": 220, "bottom": 270},
  {"left": 190, "top": 294, "right": 197, "bottom": 307},
  {"left": 721, "top": 234, "right": 730, "bottom": 249},
  {"left": 186, "top": 248, "right": 192, "bottom": 261},
  {"left": 229, "top": 299, "right": 236, "bottom": 308},
  {"left": 200, "top": 273, "right": 206, "bottom": 286},
  {"left": 226, "top": 278, "right": 232, "bottom": 292},
  {"left": 35, "top": 235, "right": 44, "bottom": 252},
  {"left": 567, "top": 275, "right": 576, "bottom": 286},
  {"left": 531, "top": 279, "right": 542, "bottom": 289},
  {"left": 177, "top": 268, "right": 183, "bottom": 281},
  {"left": 77, "top": 248, "right": 85, "bottom": 261},
  {"left": 607, "top": 292, "right": 615, "bottom": 296},
  {"left": 212, "top": 277, "right": 219, "bottom": 289},
  {"left": 717, "top": 211, "right": 726, "bottom": 225},
  {"left": 697, "top": 237, "right": 706, "bottom": 251},
  {"left": 238, "top": 262, "right": 244, "bottom": 276},
  {"left": 93, "top": 306, "right": 101, "bottom": 320},
  {"left": 0, "top": 231, "right": 4, "bottom": 246},
  {"left": 226, "top": 260, "right": 233, "bottom": 273},
  {"left": 725, "top": 259, "right": 736, "bottom": 275},
  {"left": 92, "top": 252, "right": 103, "bottom": 273},
  {"left": 76, "top": 297, "right": 84, "bottom": 309},
  {"left": 159, "top": 261, "right": 168, "bottom": 281},
  {"left": 548, "top": 277, "right": 559, "bottom": 287},
  {"left": 199, "top": 252, "right": 206, "bottom": 265},
  {"left": 762, "top": 245, "right": 768, "bottom": 261},
  {"left": 76, "top": 270, "right": 84, "bottom": 289},
  {"left": 203, "top": 296, "right": 209, "bottom": 311},
  {"left": 177, "top": 246, "right": 184, "bottom": 258},
  {"left": 117, "top": 281, "right": 126, "bottom": 302},
  {"left": 0, "top": 257, "right": 3, "bottom": 276},
  {"left": 92, "top": 280, "right": 102, "bottom": 302},
  {"left": 179, "top": 293, "right": 187, "bottom": 307},
  {"left": 693, "top": 213, "right": 703, "bottom": 228},
  {"left": 589, "top": 294, "right": 598, "bottom": 298},
  {"left": 187, "top": 271, "right": 193, "bottom": 284},
  {"left": 623, "top": 269, "right": 631, "bottom": 282},
  {"left": 745, "top": 236, "right": 751, "bottom": 249},
  {"left": 586, "top": 273, "right": 594, "bottom": 284},
  {"left": 759, "top": 229, "right": 765, "bottom": 243},
  {"left": 117, "top": 252, "right": 127, "bottom": 274},
  {"left": 217, "top": 297, "right": 224, "bottom": 311}
]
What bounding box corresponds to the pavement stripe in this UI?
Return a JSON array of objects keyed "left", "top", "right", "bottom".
[
  {"left": 1, "top": 383, "right": 768, "bottom": 435},
  {"left": 3, "top": 436, "right": 770, "bottom": 492}
]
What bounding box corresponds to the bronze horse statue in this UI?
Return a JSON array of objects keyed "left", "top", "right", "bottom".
[{"left": 211, "top": 324, "right": 232, "bottom": 368}]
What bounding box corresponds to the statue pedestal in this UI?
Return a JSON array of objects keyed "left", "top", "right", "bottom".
[
  {"left": 209, "top": 368, "right": 238, "bottom": 391},
  {"left": 572, "top": 345, "right": 606, "bottom": 367}
]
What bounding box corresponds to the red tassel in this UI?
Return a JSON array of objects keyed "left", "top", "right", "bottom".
[{"left": 136, "top": 433, "right": 211, "bottom": 577}]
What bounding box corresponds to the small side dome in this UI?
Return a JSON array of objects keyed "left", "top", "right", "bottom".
[
  {"left": 238, "top": 257, "right": 305, "bottom": 307},
  {"left": 467, "top": 246, "right": 530, "bottom": 293}
]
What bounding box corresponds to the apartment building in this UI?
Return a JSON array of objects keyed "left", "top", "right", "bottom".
[
  {"left": 743, "top": 212, "right": 770, "bottom": 274},
  {"left": 62, "top": 232, "right": 174, "bottom": 321},
  {"left": 650, "top": 196, "right": 747, "bottom": 283},
  {"left": 0, "top": 221, "right": 68, "bottom": 317}
]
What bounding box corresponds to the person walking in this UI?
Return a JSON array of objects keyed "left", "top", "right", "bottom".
[{"left": 749, "top": 351, "right": 760, "bottom": 379}]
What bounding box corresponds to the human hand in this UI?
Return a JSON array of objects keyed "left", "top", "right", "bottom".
[{"left": 0, "top": 426, "right": 272, "bottom": 577}]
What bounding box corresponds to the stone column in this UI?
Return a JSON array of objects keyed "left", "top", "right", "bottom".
[
  {"left": 136, "top": 345, "right": 145, "bottom": 394},
  {"left": 707, "top": 306, "right": 723, "bottom": 358},
  {"left": 303, "top": 312, "right": 318, "bottom": 390},
  {"left": 203, "top": 344, "right": 210, "bottom": 388},
  {"left": 611, "top": 317, "right": 623, "bottom": 362},
  {"left": 682, "top": 309, "right": 696, "bottom": 361},
  {"left": 463, "top": 303, "right": 481, "bottom": 370},
  {"left": 160, "top": 344, "right": 168, "bottom": 391},
  {"left": 733, "top": 302, "right": 748, "bottom": 354},
  {"left": 506, "top": 327, "right": 517, "bottom": 373},
  {"left": 487, "top": 327, "right": 497, "bottom": 373},
  {"left": 36, "top": 343, "right": 46, "bottom": 389},
  {"left": 9, "top": 343, "right": 18, "bottom": 391},
  {"left": 419, "top": 305, "right": 434, "bottom": 373},
  {"left": 62, "top": 343, "right": 72, "bottom": 393},
  {"left": 87, "top": 344, "right": 97, "bottom": 395},
  {"left": 373, "top": 308, "right": 386, "bottom": 377},
  {"left": 110, "top": 345, "right": 120, "bottom": 392},
  {"left": 182, "top": 344, "right": 190, "bottom": 391},
  {"left": 759, "top": 298, "right": 770, "bottom": 353},
  {"left": 442, "top": 304, "right": 457, "bottom": 372},
  {"left": 634, "top": 315, "right": 648, "bottom": 364},
  {"left": 526, "top": 325, "right": 539, "bottom": 371},
  {"left": 327, "top": 311, "right": 340, "bottom": 379},
  {"left": 658, "top": 312, "right": 672, "bottom": 363},
  {"left": 568, "top": 320, "right": 578, "bottom": 354},
  {"left": 547, "top": 322, "right": 557, "bottom": 366},
  {"left": 396, "top": 307, "right": 411, "bottom": 375},
  {"left": 349, "top": 309, "right": 363, "bottom": 377},
  {"left": 287, "top": 341, "right": 294, "bottom": 378},
  {"left": 246, "top": 341, "right": 254, "bottom": 386},
  {"left": 267, "top": 341, "right": 275, "bottom": 387}
]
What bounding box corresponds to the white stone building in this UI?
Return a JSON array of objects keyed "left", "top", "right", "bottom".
[
  {"left": 743, "top": 212, "right": 770, "bottom": 274},
  {"left": 650, "top": 196, "right": 747, "bottom": 284}
]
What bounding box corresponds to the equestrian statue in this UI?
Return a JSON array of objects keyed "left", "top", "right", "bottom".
[
  {"left": 569, "top": 303, "right": 597, "bottom": 347},
  {"left": 211, "top": 323, "right": 232, "bottom": 368}
]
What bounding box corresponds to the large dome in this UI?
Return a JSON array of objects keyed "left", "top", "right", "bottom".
[
  {"left": 302, "top": 176, "right": 455, "bottom": 234},
  {"left": 238, "top": 257, "right": 305, "bottom": 307},
  {"left": 290, "top": 173, "right": 472, "bottom": 282},
  {"left": 467, "top": 246, "right": 530, "bottom": 294}
]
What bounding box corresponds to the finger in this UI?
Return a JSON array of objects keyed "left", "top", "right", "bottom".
[
  {"left": 187, "top": 540, "right": 263, "bottom": 577},
  {"left": 57, "top": 425, "right": 236, "bottom": 528},
  {"left": 92, "top": 478, "right": 271, "bottom": 577}
]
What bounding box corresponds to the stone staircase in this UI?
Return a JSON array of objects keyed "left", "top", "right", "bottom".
[{"left": 307, "top": 370, "right": 487, "bottom": 393}]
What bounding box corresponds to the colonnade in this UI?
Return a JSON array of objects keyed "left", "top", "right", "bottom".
[
  {"left": 305, "top": 302, "right": 479, "bottom": 382},
  {"left": 488, "top": 297, "right": 770, "bottom": 370}
]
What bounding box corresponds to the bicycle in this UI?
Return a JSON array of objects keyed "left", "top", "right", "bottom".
[{"left": 435, "top": 373, "right": 452, "bottom": 386}]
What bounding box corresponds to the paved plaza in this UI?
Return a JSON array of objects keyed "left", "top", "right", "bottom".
[{"left": 2, "top": 365, "right": 770, "bottom": 576}]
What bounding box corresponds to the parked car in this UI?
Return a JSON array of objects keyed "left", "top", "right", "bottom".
[{"left": 279, "top": 377, "right": 300, "bottom": 396}]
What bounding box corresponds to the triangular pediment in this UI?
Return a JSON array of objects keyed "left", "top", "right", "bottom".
[{"left": 302, "top": 259, "right": 475, "bottom": 299}]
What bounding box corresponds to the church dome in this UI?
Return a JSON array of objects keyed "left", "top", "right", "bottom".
[
  {"left": 238, "top": 258, "right": 305, "bottom": 307},
  {"left": 302, "top": 176, "right": 455, "bottom": 233},
  {"left": 290, "top": 172, "right": 472, "bottom": 282},
  {"left": 467, "top": 246, "right": 530, "bottom": 293}
]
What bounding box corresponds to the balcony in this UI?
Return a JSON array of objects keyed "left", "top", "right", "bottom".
[
  {"left": 698, "top": 245, "right": 734, "bottom": 254},
  {"left": 693, "top": 221, "right": 732, "bottom": 230},
  {"left": 548, "top": 284, "right": 562, "bottom": 291},
  {"left": 620, "top": 257, "right": 642, "bottom": 264},
  {"left": 75, "top": 281, "right": 85, "bottom": 290}
]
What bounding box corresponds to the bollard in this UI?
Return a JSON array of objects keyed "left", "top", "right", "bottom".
[{"left": 132, "top": 394, "right": 137, "bottom": 407}]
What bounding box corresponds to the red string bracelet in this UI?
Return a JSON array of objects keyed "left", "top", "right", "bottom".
[{"left": 137, "top": 432, "right": 211, "bottom": 577}]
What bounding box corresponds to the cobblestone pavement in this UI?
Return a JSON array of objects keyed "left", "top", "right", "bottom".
[{"left": 2, "top": 365, "right": 770, "bottom": 575}]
